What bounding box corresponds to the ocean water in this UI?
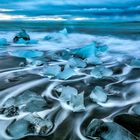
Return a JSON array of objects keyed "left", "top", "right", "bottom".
[{"left": 0, "top": 1, "right": 140, "bottom": 140}]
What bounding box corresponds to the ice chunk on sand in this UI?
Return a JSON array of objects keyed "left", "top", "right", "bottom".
[
  {"left": 68, "top": 57, "right": 87, "bottom": 68},
  {"left": 13, "top": 29, "right": 30, "bottom": 43},
  {"left": 90, "top": 86, "right": 107, "bottom": 103},
  {"left": 85, "top": 119, "right": 137, "bottom": 140},
  {"left": 59, "top": 86, "right": 85, "bottom": 112},
  {"left": 85, "top": 55, "right": 102, "bottom": 65},
  {"left": 71, "top": 92, "right": 85, "bottom": 112},
  {"left": 90, "top": 66, "right": 113, "bottom": 78},
  {"left": 57, "top": 66, "right": 76, "bottom": 80},
  {"left": 72, "top": 42, "right": 108, "bottom": 59},
  {"left": 7, "top": 114, "right": 53, "bottom": 139},
  {"left": 27, "top": 59, "right": 44, "bottom": 66},
  {"left": 2, "top": 90, "right": 47, "bottom": 113},
  {"left": 9, "top": 50, "right": 44, "bottom": 58},
  {"left": 43, "top": 65, "right": 61, "bottom": 76},
  {"left": 0, "top": 38, "right": 8, "bottom": 46},
  {"left": 59, "top": 86, "right": 78, "bottom": 101},
  {"left": 7, "top": 119, "right": 29, "bottom": 138}
]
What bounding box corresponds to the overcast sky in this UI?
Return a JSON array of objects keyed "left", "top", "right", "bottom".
[{"left": 0, "top": 0, "right": 139, "bottom": 20}]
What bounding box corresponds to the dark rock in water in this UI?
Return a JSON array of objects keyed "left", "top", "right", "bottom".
[
  {"left": 13, "top": 29, "right": 30, "bottom": 43},
  {"left": 114, "top": 114, "right": 140, "bottom": 137},
  {"left": 3, "top": 105, "right": 19, "bottom": 117},
  {"left": 0, "top": 105, "right": 19, "bottom": 117},
  {"left": 0, "top": 108, "right": 5, "bottom": 114},
  {"left": 85, "top": 119, "right": 137, "bottom": 140}
]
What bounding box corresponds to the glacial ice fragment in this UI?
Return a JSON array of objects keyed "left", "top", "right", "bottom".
[
  {"left": 16, "top": 39, "right": 38, "bottom": 44},
  {"left": 72, "top": 42, "right": 108, "bottom": 59},
  {"left": 57, "top": 66, "right": 76, "bottom": 80},
  {"left": 59, "top": 28, "right": 68, "bottom": 36},
  {"left": 132, "top": 104, "right": 140, "bottom": 115},
  {"left": 9, "top": 50, "right": 44, "bottom": 58},
  {"left": 16, "top": 38, "right": 27, "bottom": 44},
  {"left": 3, "top": 90, "right": 47, "bottom": 113},
  {"left": 44, "top": 28, "right": 68, "bottom": 42},
  {"left": 7, "top": 119, "right": 29, "bottom": 138},
  {"left": 43, "top": 65, "right": 61, "bottom": 76},
  {"left": 90, "top": 66, "right": 113, "bottom": 78},
  {"left": 96, "top": 44, "right": 108, "bottom": 53},
  {"left": 27, "top": 39, "right": 38, "bottom": 44},
  {"left": 7, "top": 114, "right": 53, "bottom": 139},
  {"left": 85, "top": 55, "right": 102, "bottom": 65},
  {"left": 13, "top": 29, "right": 30, "bottom": 43},
  {"left": 0, "top": 38, "right": 8, "bottom": 46},
  {"left": 73, "top": 42, "right": 97, "bottom": 59},
  {"left": 59, "top": 86, "right": 78, "bottom": 102},
  {"left": 130, "top": 59, "right": 140, "bottom": 68},
  {"left": 90, "top": 86, "right": 107, "bottom": 103},
  {"left": 71, "top": 92, "right": 85, "bottom": 112},
  {"left": 27, "top": 59, "right": 44, "bottom": 66},
  {"left": 68, "top": 57, "right": 87, "bottom": 68},
  {"left": 59, "top": 86, "right": 85, "bottom": 112},
  {"left": 85, "top": 119, "right": 137, "bottom": 140}
]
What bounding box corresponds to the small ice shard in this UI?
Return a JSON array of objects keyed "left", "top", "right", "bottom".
[
  {"left": 27, "top": 59, "right": 44, "bottom": 66},
  {"left": 59, "top": 86, "right": 85, "bottom": 112},
  {"left": 90, "top": 86, "right": 107, "bottom": 103},
  {"left": 57, "top": 66, "right": 76, "bottom": 80},
  {"left": 9, "top": 50, "right": 44, "bottom": 58},
  {"left": 71, "top": 92, "right": 85, "bottom": 112},
  {"left": 130, "top": 59, "right": 140, "bottom": 68},
  {"left": 68, "top": 57, "right": 87, "bottom": 68},
  {"left": 132, "top": 104, "right": 140, "bottom": 115},
  {"left": 85, "top": 119, "right": 137, "bottom": 140},
  {"left": 43, "top": 65, "right": 61, "bottom": 76},
  {"left": 59, "top": 28, "right": 68, "bottom": 36},
  {"left": 90, "top": 66, "right": 113, "bottom": 78},
  {"left": 13, "top": 29, "right": 30, "bottom": 43},
  {"left": 85, "top": 55, "right": 102, "bottom": 65},
  {"left": 73, "top": 42, "right": 97, "bottom": 59},
  {"left": 0, "top": 38, "right": 8, "bottom": 46},
  {"left": 7, "top": 114, "right": 53, "bottom": 139}
]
